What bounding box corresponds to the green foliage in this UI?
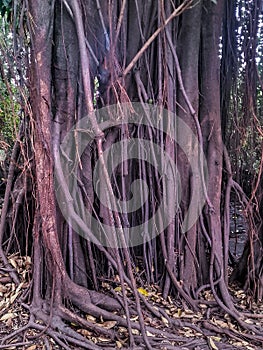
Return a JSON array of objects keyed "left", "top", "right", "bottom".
[
  {"left": 0, "top": 80, "right": 20, "bottom": 148},
  {"left": 0, "top": 13, "right": 20, "bottom": 152},
  {"left": 0, "top": 0, "right": 12, "bottom": 21},
  {"left": 0, "top": 5, "right": 22, "bottom": 152}
]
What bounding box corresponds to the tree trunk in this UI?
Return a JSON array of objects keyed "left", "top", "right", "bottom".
[{"left": 2, "top": 0, "right": 263, "bottom": 348}]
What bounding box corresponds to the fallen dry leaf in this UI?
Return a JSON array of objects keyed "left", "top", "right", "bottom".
[
  {"left": 208, "top": 336, "right": 218, "bottom": 350},
  {"left": 137, "top": 287, "right": 149, "bottom": 296},
  {"left": 98, "top": 337, "right": 111, "bottom": 342},
  {"left": 116, "top": 340, "right": 123, "bottom": 348},
  {"left": 26, "top": 346, "right": 37, "bottom": 350},
  {"left": 77, "top": 329, "right": 92, "bottom": 337},
  {"left": 0, "top": 312, "right": 17, "bottom": 321},
  {"left": 161, "top": 316, "right": 169, "bottom": 326},
  {"left": 0, "top": 283, "right": 8, "bottom": 293},
  {"left": 101, "top": 320, "right": 117, "bottom": 329}
]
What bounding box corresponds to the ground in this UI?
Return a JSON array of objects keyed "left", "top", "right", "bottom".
[{"left": 0, "top": 253, "right": 263, "bottom": 350}]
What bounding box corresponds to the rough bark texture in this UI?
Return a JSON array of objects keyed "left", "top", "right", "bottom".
[{"left": 1, "top": 0, "right": 263, "bottom": 349}]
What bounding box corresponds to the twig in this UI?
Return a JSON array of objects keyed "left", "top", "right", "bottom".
[
  {"left": 113, "top": 0, "right": 127, "bottom": 49},
  {"left": 0, "top": 343, "right": 32, "bottom": 349},
  {"left": 96, "top": 0, "right": 110, "bottom": 51}
]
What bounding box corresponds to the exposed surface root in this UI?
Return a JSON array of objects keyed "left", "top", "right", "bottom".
[{"left": 1, "top": 266, "right": 263, "bottom": 350}]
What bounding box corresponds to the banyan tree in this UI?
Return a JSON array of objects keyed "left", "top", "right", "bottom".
[{"left": 0, "top": 0, "right": 263, "bottom": 348}]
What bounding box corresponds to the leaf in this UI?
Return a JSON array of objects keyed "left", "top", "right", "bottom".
[
  {"left": 24, "top": 256, "right": 31, "bottom": 269},
  {"left": 137, "top": 287, "right": 148, "bottom": 296},
  {"left": 101, "top": 321, "right": 117, "bottom": 329},
  {"left": 78, "top": 329, "right": 92, "bottom": 337},
  {"left": 116, "top": 341, "right": 123, "bottom": 348},
  {"left": 0, "top": 312, "right": 16, "bottom": 321},
  {"left": 213, "top": 319, "right": 228, "bottom": 328},
  {"left": 6, "top": 318, "right": 12, "bottom": 327},
  {"left": 177, "top": 308, "right": 182, "bottom": 317},
  {"left": 18, "top": 282, "right": 24, "bottom": 292},
  {"left": 231, "top": 341, "right": 251, "bottom": 348},
  {"left": 161, "top": 316, "right": 169, "bottom": 326},
  {"left": 130, "top": 315, "right": 139, "bottom": 321},
  {"left": 10, "top": 291, "right": 20, "bottom": 304},
  {"left": 9, "top": 258, "right": 17, "bottom": 269},
  {"left": 86, "top": 314, "right": 96, "bottom": 322},
  {"left": 211, "top": 0, "right": 217, "bottom": 3},
  {"left": 212, "top": 337, "right": 221, "bottom": 342},
  {"left": 0, "top": 284, "right": 8, "bottom": 293},
  {"left": 0, "top": 300, "right": 6, "bottom": 310},
  {"left": 114, "top": 286, "right": 122, "bottom": 292},
  {"left": 184, "top": 309, "right": 195, "bottom": 315},
  {"left": 98, "top": 337, "right": 111, "bottom": 342},
  {"left": 208, "top": 337, "right": 218, "bottom": 350},
  {"left": 244, "top": 319, "right": 253, "bottom": 324},
  {"left": 146, "top": 331, "right": 155, "bottom": 337},
  {"left": 26, "top": 346, "right": 37, "bottom": 350}
]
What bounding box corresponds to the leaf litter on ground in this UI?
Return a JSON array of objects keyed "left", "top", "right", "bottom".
[{"left": 0, "top": 255, "right": 263, "bottom": 349}]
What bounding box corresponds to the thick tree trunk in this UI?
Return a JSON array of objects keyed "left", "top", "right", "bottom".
[
  {"left": 2, "top": 0, "right": 263, "bottom": 348},
  {"left": 28, "top": 0, "right": 229, "bottom": 311},
  {"left": 199, "top": 0, "right": 237, "bottom": 311},
  {"left": 28, "top": 0, "right": 63, "bottom": 302},
  {"left": 176, "top": 0, "right": 202, "bottom": 292}
]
